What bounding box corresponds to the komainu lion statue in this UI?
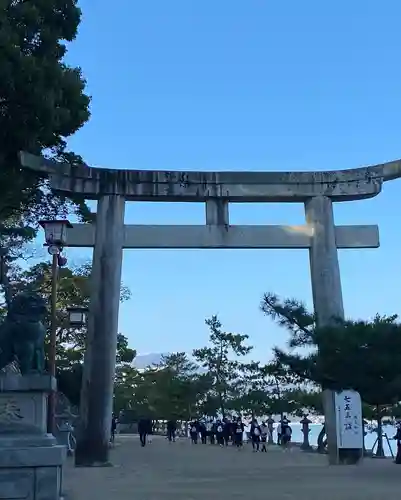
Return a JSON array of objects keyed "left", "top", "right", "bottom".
[{"left": 0, "top": 292, "right": 47, "bottom": 375}]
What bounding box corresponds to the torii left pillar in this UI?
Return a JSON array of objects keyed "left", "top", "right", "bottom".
[{"left": 75, "top": 195, "right": 125, "bottom": 466}]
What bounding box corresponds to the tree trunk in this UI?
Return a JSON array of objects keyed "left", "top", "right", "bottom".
[
  {"left": 275, "top": 380, "right": 284, "bottom": 421},
  {"left": 375, "top": 407, "right": 385, "bottom": 457},
  {"left": 218, "top": 391, "right": 225, "bottom": 419}
]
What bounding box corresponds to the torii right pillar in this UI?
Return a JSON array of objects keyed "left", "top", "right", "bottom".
[{"left": 305, "top": 195, "right": 363, "bottom": 464}]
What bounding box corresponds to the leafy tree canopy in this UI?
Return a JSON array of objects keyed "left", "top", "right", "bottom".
[
  {"left": 261, "top": 292, "right": 401, "bottom": 408},
  {"left": 0, "top": 0, "right": 91, "bottom": 249},
  {"left": 116, "top": 352, "right": 212, "bottom": 420},
  {"left": 1, "top": 260, "right": 134, "bottom": 406},
  {"left": 193, "top": 315, "right": 253, "bottom": 417}
]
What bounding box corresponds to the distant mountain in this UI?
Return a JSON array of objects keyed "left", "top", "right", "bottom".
[{"left": 132, "top": 353, "right": 166, "bottom": 369}]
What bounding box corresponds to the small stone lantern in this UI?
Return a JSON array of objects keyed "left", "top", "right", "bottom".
[
  {"left": 300, "top": 415, "right": 312, "bottom": 451},
  {"left": 267, "top": 416, "right": 275, "bottom": 444}
]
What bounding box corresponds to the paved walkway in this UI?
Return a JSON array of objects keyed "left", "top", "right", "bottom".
[{"left": 63, "top": 436, "right": 400, "bottom": 500}]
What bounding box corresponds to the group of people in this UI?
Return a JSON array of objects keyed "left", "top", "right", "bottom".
[
  {"left": 187, "top": 417, "right": 292, "bottom": 451},
  {"left": 188, "top": 417, "right": 245, "bottom": 447}
]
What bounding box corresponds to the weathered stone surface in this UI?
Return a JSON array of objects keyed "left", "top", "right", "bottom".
[
  {"left": 0, "top": 440, "right": 65, "bottom": 499},
  {"left": 64, "top": 223, "right": 380, "bottom": 249},
  {"left": 0, "top": 469, "right": 34, "bottom": 499},
  {"left": 0, "top": 444, "right": 65, "bottom": 467},
  {"left": 76, "top": 195, "right": 125, "bottom": 466},
  {"left": 0, "top": 452, "right": 64, "bottom": 499},
  {"left": 0, "top": 376, "right": 56, "bottom": 436},
  {"left": 0, "top": 434, "right": 56, "bottom": 448},
  {"left": 19, "top": 151, "right": 401, "bottom": 202},
  {"left": 35, "top": 466, "right": 62, "bottom": 500},
  {"left": 305, "top": 196, "right": 349, "bottom": 465},
  {"left": 0, "top": 375, "right": 56, "bottom": 393},
  {"left": 0, "top": 392, "right": 47, "bottom": 434},
  {"left": 305, "top": 196, "right": 344, "bottom": 325},
  {"left": 205, "top": 199, "right": 229, "bottom": 225},
  {"left": 0, "top": 374, "right": 65, "bottom": 499}
]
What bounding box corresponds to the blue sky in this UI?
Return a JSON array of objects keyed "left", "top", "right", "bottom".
[{"left": 59, "top": 0, "right": 401, "bottom": 362}]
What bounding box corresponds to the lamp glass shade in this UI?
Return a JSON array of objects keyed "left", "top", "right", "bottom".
[
  {"left": 39, "top": 220, "right": 72, "bottom": 246},
  {"left": 68, "top": 310, "right": 87, "bottom": 326}
]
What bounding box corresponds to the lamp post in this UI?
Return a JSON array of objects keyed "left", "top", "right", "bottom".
[{"left": 39, "top": 219, "right": 72, "bottom": 435}]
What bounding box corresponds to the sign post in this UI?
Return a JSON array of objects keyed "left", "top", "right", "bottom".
[{"left": 332, "top": 390, "right": 364, "bottom": 464}]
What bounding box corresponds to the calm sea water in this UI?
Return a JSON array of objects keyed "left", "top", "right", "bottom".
[{"left": 290, "top": 423, "right": 397, "bottom": 457}]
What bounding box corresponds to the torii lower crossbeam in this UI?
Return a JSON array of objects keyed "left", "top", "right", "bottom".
[{"left": 66, "top": 224, "right": 379, "bottom": 249}]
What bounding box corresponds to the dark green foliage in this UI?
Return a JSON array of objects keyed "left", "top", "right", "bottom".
[
  {"left": 261, "top": 292, "right": 401, "bottom": 408},
  {"left": 3, "top": 261, "right": 134, "bottom": 405},
  {"left": 287, "top": 389, "right": 324, "bottom": 415},
  {"left": 193, "top": 315, "right": 253, "bottom": 416},
  {"left": 114, "top": 352, "right": 212, "bottom": 419},
  {"left": 0, "top": 0, "right": 91, "bottom": 248}
]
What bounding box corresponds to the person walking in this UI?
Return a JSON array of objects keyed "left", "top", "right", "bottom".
[
  {"left": 190, "top": 420, "right": 199, "bottom": 444},
  {"left": 138, "top": 417, "right": 152, "bottom": 447},
  {"left": 110, "top": 413, "right": 118, "bottom": 444},
  {"left": 206, "top": 419, "right": 213, "bottom": 444},
  {"left": 250, "top": 419, "right": 261, "bottom": 452},
  {"left": 230, "top": 419, "right": 236, "bottom": 446},
  {"left": 234, "top": 417, "right": 245, "bottom": 449},
  {"left": 166, "top": 419, "right": 177, "bottom": 442},
  {"left": 223, "top": 418, "right": 231, "bottom": 446},
  {"left": 281, "top": 419, "right": 292, "bottom": 449},
  {"left": 216, "top": 420, "right": 224, "bottom": 446},
  {"left": 199, "top": 421, "right": 207, "bottom": 444},
  {"left": 260, "top": 421, "right": 269, "bottom": 452},
  {"left": 211, "top": 421, "right": 217, "bottom": 445}
]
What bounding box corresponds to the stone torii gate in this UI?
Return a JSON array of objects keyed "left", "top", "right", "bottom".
[{"left": 20, "top": 152, "right": 401, "bottom": 465}]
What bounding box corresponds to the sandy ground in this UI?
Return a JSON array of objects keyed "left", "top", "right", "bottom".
[{"left": 63, "top": 435, "right": 401, "bottom": 500}]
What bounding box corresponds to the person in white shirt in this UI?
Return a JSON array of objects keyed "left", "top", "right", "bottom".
[{"left": 206, "top": 419, "right": 213, "bottom": 444}]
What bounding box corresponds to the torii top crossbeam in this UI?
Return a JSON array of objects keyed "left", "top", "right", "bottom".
[{"left": 19, "top": 152, "right": 401, "bottom": 202}]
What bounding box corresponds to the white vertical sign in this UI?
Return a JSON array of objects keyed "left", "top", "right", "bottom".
[{"left": 334, "top": 390, "right": 363, "bottom": 449}]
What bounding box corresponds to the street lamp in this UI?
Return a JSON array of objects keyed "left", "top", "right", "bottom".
[
  {"left": 67, "top": 307, "right": 89, "bottom": 327},
  {"left": 39, "top": 219, "right": 72, "bottom": 435},
  {"left": 39, "top": 219, "right": 72, "bottom": 256}
]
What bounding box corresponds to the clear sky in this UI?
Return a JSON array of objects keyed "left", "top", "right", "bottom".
[{"left": 60, "top": 0, "right": 401, "bottom": 362}]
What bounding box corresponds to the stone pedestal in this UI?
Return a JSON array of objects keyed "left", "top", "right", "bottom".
[{"left": 0, "top": 375, "right": 66, "bottom": 500}]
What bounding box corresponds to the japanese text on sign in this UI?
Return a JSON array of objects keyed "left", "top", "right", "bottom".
[{"left": 335, "top": 390, "right": 363, "bottom": 449}]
